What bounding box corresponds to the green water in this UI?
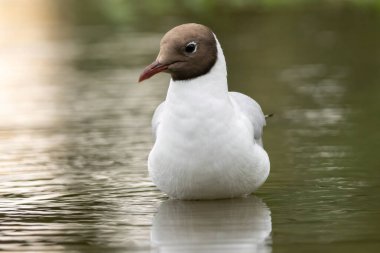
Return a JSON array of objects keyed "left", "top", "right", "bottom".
[{"left": 1, "top": 1, "right": 380, "bottom": 252}]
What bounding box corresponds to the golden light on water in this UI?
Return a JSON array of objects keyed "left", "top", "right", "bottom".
[{"left": 0, "top": 0, "right": 63, "bottom": 129}]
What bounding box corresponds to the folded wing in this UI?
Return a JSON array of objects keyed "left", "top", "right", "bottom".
[{"left": 229, "top": 92, "right": 266, "bottom": 147}]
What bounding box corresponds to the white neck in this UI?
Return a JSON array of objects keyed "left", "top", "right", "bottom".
[{"left": 165, "top": 36, "right": 229, "bottom": 104}]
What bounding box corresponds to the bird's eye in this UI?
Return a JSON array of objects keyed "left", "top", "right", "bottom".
[{"left": 185, "top": 41, "right": 197, "bottom": 53}]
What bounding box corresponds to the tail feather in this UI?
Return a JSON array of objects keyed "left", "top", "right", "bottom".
[{"left": 265, "top": 113, "right": 274, "bottom": 118}]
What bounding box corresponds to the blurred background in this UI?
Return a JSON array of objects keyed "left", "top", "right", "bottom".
[{"left": 1, "top": 0, "right": 380, "bottom": 252}]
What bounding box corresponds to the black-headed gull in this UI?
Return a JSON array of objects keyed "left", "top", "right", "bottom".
[{"left": 139, "top": 23, "right": 270, "bottom": 200}]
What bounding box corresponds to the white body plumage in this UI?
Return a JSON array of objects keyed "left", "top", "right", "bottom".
[{"left": 148, "top": 38, "right": 270, "bottom": 199}]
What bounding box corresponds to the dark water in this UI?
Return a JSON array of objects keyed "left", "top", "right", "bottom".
[{"left": 1, "top": 1, "right": 380, "bottom": 252}]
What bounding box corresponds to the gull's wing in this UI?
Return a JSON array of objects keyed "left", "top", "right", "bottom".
[
  {"left": 229, "top": 92, "right": 266, "bottom": 146},
  {"left": 152, "top": 101, "right": 165, "bottom": 141}
]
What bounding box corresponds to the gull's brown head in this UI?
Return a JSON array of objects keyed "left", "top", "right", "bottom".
[{"left": 138, "top": 23, "right": 217, "bottom": 82}]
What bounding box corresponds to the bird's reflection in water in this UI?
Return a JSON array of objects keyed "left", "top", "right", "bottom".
[{"left": 151, "top": 196, "right": 272, "bottom": 253}]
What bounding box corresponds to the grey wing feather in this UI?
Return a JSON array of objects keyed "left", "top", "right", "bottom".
[
  {"left": 152, "top": 101, "right": 165, "bottom": 141},
  {"left": 229, "top": 92, "right": 266, "bottom": 146}
]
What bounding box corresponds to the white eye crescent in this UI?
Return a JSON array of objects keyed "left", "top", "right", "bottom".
[{"left": 185, "top": 41, "right": 197, "bottom": 53}]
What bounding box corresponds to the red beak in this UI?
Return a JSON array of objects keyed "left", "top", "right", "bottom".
[{"left": 138, "top": 60, "right": 169, "bottom": 82}]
